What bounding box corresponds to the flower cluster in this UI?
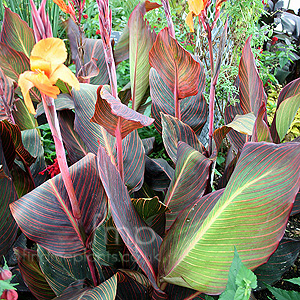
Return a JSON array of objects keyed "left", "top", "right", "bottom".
[{"left": 39, "top": 158, "right": 61, "bottom": 178}]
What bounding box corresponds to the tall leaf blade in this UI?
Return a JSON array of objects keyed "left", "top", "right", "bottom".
[
  {"left": 0, "top": 7, "right": 35, "bottom": 57},
  {"left": 129, "top": 4, "right": 156, "bottom": 111},
  {"left": 97, "top": 145, "right": 162, "bottom": 290},
  {"left": 239, "top": 36, "right": 267, "bottom": 117},
  {"left": 159, "top": 142, "right": 300, "bottom": 295},
  {"left": 10, "top": 154, "right": 108, "bottom": 257},
  {"left": 165, "top": 142, "right": 212, "bottom": 230},
  {"left": 14, "top": 247, "right": 56, "bottom": 300}
]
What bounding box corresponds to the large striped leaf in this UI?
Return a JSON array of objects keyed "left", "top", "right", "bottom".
[
  {"left": 55, "top": 275, "right": 117, "bottom": 300},
  {"left": 14, "top": 247, "right": 56, "bottom": 300},
  {"left": 0, "top": 67, "right": 16, "bottom": 122},
  {"left": 159, "top": 142, "right": 300, "bottom": 295},
  {"left": 12, "top": 99, "right": 37, "bottom": 131},
  {"left": 91, "top": 86, "right": 154, "bottom": 139},
  {"left": 58, "top": 110, "right": 88, "bottom": 165},
  {"left": 271, "top": 78, "right": 300, "bottom": 143},
  {"left": 114, "top": 25, "right": 129, "bottom": 65},
  {"left": 128, "top": 4, "right": 156, "bottom": 111},
  {"left": 0, "top": 7, "right": 35, "bottom": 58},
  {"left": 161, "top": 113, "right": 206, "bottom": 163},
  {"left": 10, "top": 153, "right": 108, "bottom": 257},
  {"left": 150, "top": 65, "right": 207, "bottom": 135},
  {"left": 37, "top": 245, "right": 101, "bottom": 296},
  {"left": 239, "top": 36, "right": 267, "bottom": 117},
  {"left": 254, "top": 237, "right": 300, "bottom": 289},
  {"left": 165, "top": 142, "right": 212, "bottom": 230},
  {"left": 97, "top": 145, "right": 162, "bottom": 290},
  {"left": 149, "top": 28, "right": 201, "bottom": 100},
  {"left": 0, "top": 135, "right": 18, "bottom": 256}
]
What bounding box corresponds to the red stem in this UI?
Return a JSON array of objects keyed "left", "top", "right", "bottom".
[
  {"left": 207, "top": 25, "right": 214, "bottom": 75},
  {"left": 116, "top": 118, "right": 124, "bottom": 181},
  {"left": 41, "top": 94, "right": 81, "bottom": 220},
  {"left": 86, "top": 250, "right": 99, "bottom": 286},
  {"left": 208, "top": 82, "right": 216, "bottom": 155}
]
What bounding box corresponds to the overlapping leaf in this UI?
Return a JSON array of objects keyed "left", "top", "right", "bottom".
[
  {"left": 14, "top": 247, "right": 56, "bottom": 300},
  {"left": 91, "top": 86, "right": 154, "bottom": 139},
  {"left": 114, "top": 25, "right": 129, "bottom": 65},
  {"left": 37, "top": 245, "right": 100, "bottom": 296},
  {"left": 10, "top": 154, "right": 108, "bottom": 257},
  {"left": 0, "top": 135, "right": 18, "bottom": 256},
  {"left": 161, "top": 113, "right": 206, "bottom": 163},
  {"left": 165, "top": 142, "right": 212, "bottom": 230},
  {"left": 0, "top": 7, "right": 35, "bottom": 57},
  {"left": 239, "top": 36, "right": 267, "bottom": 117},
  {"left": 271, "top": 78, "right": 300, "bottom": 143},
  {"left": 150, "top": 64, "right": 207, "bottom": 135},
  {"left": 159, "top": 142, "right": 300, "bottom": 295},
  {"left": 149, "top": 28, "right": 201, "bottom": 100},
  {"left": 129, "top": 4, "right": 156, "bottom": 111},
  {"left": 254, "top": 237, "right": 300, "bottom": 289},
  {"left": 55, "top": 275, "right": 117, "bottom": 300},
  {"left": 12, "top": 99, "right": 37, "bottom": 131},
  {"left": 97, "top": 145, "right": 162, "bottom": 290}
]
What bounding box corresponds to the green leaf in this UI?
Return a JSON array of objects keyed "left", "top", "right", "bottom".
[
  {"left": 226, "top": 113, "right": 256, "bottom": 135},
  {"left": 12, "top": 99, "right": 37, "bottom": 131},
  {"left": 285, "top": 277, "right": 300, "bottom": 286},
  {"left": 114, "top": 26, "right": 129, "bottom": 65},
  {"left": 0, "top": 7, "right": 35, "bottom": 57},
  {"left": 14, "top": 247, "right": 56, "bottom": 300},
  {"left": 128, "top": 4, "right": 156, "bottom": 111},
  {"left": 275, "top": 93, "right": 300, "bottom": 141},
  {"left": 266, "top": 284, "right": 300, "bottom": 300},
  {"left": 158, "top": 142, "right": 300, "bottom": 294}
]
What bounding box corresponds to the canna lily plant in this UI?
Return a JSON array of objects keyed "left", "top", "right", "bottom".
[{"left": 0, "top": 0, "right": 299, "bottom": 299}]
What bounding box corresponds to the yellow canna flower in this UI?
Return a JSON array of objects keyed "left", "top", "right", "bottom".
[
  {"left": 18, "top": 38, "right": 80, "bottom": 114},
  {"left": 185, "top": 0, "right": 209, "bottom": 32}
]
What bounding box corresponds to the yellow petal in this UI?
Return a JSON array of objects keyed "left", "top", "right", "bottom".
[
  {"left": 30, "top": 56, "right": 52, "bottom": 77},
  {"left": 18, "top": 71, "right": 36, "bottom": 114},
  {"left": 185, "top": 11, "right": 195, "bottom": 32},
  {"left": 25, "top": 71, "right": 60, "bottom": 99},
  {"left": 50, "top": 64, "right": 80, "bottom": 91},
  {"left": 31, "top": 38, "right": 67, "bottom": 66},
  {"left": 188, "top": 0, "right": 204, "bottom": 15}
]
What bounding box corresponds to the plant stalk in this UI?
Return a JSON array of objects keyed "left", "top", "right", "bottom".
[
  {"left": 161, "top": 0, "right": 175, "bottom": 39},
  {"left": 116, "top": 118, "right": 124, "bottom": 181},
  {"left": 208, "top": 80, "right": 216, "bottom": 155},
  {"left": 41, "top": 93, "right": 81, "bottom": 220},
  {"left": 86, "top": 250, "right": 99, "bottom": 286}
]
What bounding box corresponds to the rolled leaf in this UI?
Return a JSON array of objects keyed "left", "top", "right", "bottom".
[
  {"left": 0, "top": 67, "right": 16, "bottom": 122},
  {"left": 149, "top": 28, "right": 201, "bottom": 100},
  {"left": 252, "top": 102, "right": 273, "bottom": 143},
  {"left": 14, "top": 247, "right": 56, "bottom": 300},
  {"left": 159, "top": 142, "right": 300, "bottom": 295},
  {"left": 91, "top": 86, "right": 154, "bottom": 139},
  {"left": 150, "top": 67, "right": 207, "bottom": 135},
  {"left": 129, "top": 4, "right": 156, "bottom": 111},
  {"left": 239, "top": 36, "right": 267, "bottom": 117},
  {"left": 10, "top": 154, "right": 108, "bottom": 257},
  {"left": 161, "top": 113, "right": 206, "bottom": 163},
  {"left": 0, "top": 7, "right": 35, "bottom": 57},
  {"left": 97, "top": 145, "right": 162, "bottom": 290},
  {"left": 165, "top": 142, "right": 212, "bottom": 230}
]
